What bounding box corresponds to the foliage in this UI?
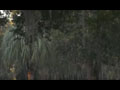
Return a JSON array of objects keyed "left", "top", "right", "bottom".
[
  {"left": 1, "top": 10, "right": 120, "bottom": 80},
  {"left": 1, "top": 26, "right": 53, "bottom": 79}
]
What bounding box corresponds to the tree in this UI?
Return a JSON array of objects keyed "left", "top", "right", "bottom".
[
  {"left": 86, "top": 10, "right": 120, "bottom": 79},
  {"left": 1, "top": 10, "right": 120, "bottom": 80},
  {"left": 0, "top": 10, "right": 53, "bottom": 80}
]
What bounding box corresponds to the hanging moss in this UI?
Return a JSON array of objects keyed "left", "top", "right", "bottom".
[{"left": 1, "top": 26, "right": 54, "bottom": 79}]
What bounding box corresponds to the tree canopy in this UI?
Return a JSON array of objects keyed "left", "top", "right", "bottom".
[{"left": 0, "top": 10, "right": 120, "bottom": 80}]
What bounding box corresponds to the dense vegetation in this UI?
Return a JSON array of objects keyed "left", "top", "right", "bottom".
[{"left": 0, "top": 10, "right": 120, "bottom": 80}]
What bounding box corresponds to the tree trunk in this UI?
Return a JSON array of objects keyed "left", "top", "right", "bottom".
[{"left": 22, "top": 10, "right": 40, "bottom": 79}]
